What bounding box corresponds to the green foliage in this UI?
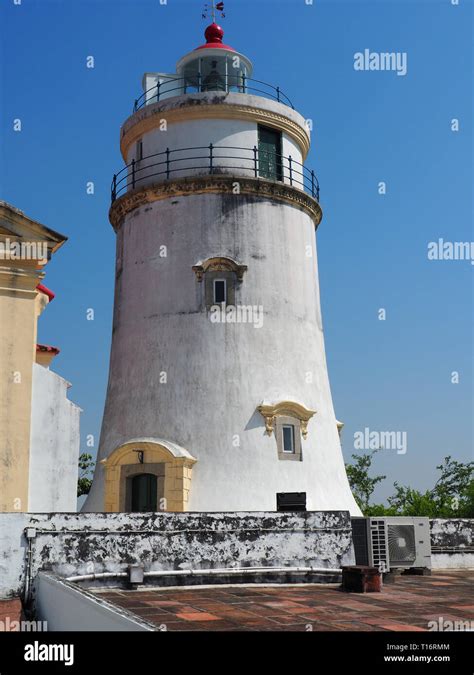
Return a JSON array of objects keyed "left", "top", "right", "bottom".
[
  {"left": 387, "top": 485, "right": 442, "bottom": 518},
  {"left": 345, "top": 449, "right": 386, "bottom": 512},
  {"left": 345, "top": 452, "right": 474, "bottom": 517},
  {"left": 458, "top": 479, "right": 474, "bottom": 517},
  {"left": 363, "top": 503, "right": 398, "bottom": 517},
  {"left": 77, "top": 453, "right": 95, "bottom": 497},
  {"left": 432, "top": 456, "right": 474, "bottom": 517}
]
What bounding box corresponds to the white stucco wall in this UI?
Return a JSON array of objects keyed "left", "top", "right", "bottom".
[
  {"left": 432, "top": 553, "right": 474, "bottom": 569},
  {"left": 28, "top": 363, "right": 81, "bottom": 512},
  {"left": 121, "top": 93, "right": 308, "bottom": 144},
  {"left": 125, "top": 118, "right": 304, "bottom": 193},
  {"left": 36, "top": 573, "right": 153, "bottom": 631},
  {"left": 84, "top": 190, "right": 360, "bottom": 515}
]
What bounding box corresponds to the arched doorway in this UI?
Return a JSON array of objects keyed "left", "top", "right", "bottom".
[
  {"left": 130, "top": 473, "right": 157, "bottom": 512},
  {"left": 101, "top": 438, "right": 197, "bottom": 512}
]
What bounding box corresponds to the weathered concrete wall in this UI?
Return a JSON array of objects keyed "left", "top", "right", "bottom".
[
  {"left": 0, "top": 511, "right": 354, "bottom": 598},
  {"left": 28, "top": 364, "right": 81, "bottom": 512},
  {"left": 36, "top": 573, "right": 153, "bottom": 631},
  {"left": 430, "top": 519, "right": 474, "bottom": 569}
]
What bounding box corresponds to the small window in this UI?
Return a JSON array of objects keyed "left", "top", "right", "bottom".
[
  {"left": 213, "top": 278, "right": 227, "bottom": 305},
  {"left": 136, "top": 139, "right": 143, "bottom": 161},
  {"left": 275, "top": 416, "right": 302, "bottom": 461},
  {"left": 192, "top": 257, "right": 247, "bottom": 311},
  {"left": 282, "top": 424, "right": 295, "bottom": 453}
]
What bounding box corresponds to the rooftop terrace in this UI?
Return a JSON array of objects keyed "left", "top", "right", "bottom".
[{"left": 92, "top": 570, "right": 474, "bottom": 632}]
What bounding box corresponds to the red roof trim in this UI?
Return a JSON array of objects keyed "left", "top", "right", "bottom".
[
  {"left": 36, "top": 284, "right": 55, "bottom": 302},
  {"left": 36, "top": 344, "right": 60, "bottom": 355},
  {"left": 195, "top": 43, "right": 236, "bottom": 51}
]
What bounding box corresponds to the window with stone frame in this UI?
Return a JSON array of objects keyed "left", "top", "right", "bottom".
[
  {"left": 257, "top": 401, "right": 316, "bottom": 463},
  {"left": 275, "top": 416, "right": 302, "bottom": 461},
  {"left": 192, "top": 257, "right": 248, "bottom": 310}
]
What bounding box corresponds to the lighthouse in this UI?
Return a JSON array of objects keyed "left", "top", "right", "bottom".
[{"left": 83, "top": 16, "right": 361, "bottom": 516}]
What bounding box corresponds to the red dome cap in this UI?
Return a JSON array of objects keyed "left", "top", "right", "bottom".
[
  {"left": 195, "top": 22, "right": 236, "bottom": 51},
  {"left": 205, "top": 23, "right": 224, "bottom": 43}
]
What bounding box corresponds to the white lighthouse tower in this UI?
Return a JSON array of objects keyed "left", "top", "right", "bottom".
[{"left": 84, "top": 16, "right": 361, "bottom": 516}]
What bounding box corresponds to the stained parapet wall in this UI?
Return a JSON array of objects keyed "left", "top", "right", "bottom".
[
  {"left": 430, "top": 519, "right": 474, "bottom": 569},
  {"left": 0, "top": 511, "right": 354, "bottom": 599}
]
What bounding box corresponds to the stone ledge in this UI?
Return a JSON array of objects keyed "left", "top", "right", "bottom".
[{"left": 109, "top": 174, "right": 322, "bottom": 231}]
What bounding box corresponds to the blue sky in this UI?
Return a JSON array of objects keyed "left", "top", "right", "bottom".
[{"left": 1, "top": 0, "right": 472, "bottom": 501}]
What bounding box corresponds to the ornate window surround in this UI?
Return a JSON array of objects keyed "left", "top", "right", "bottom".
[
  {"left": 193, "top": 256, "right": 248, "bottom": 310},
  {"left": 192, "top": 256, "right": 248, "bottom": 282},
  {"left": 257, "top": 400, "right": 316, "bottom": 441}
]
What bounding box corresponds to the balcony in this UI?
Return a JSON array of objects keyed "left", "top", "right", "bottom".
[
  {"left": 133, "top": 75, "right": 294, "bottom": 113},
  {"left": 111, "top": 144, "right": 320, "bottom": 204}
]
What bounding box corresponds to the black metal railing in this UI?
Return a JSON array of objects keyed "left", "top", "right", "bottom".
[
  {"left": 111, "top": 145, "right": 320, "bottom": 203},
  {"left": 133, "top": 75, "right": 294, "bottom": 112}
]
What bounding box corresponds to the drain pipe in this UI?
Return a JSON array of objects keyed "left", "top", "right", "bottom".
[
  {"left": 23, "top": 528, "right": 37, "bottom": 607},
  {"left": 66, "top": 566, "right": 342, "bottom": 583},
  {"left": 67, "top": 572, "right": 128, "bottom": 582}
]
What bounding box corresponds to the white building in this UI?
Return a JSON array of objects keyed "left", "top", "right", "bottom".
[{"left": 84, "top": 23, "right": 361, "bottom": 516}]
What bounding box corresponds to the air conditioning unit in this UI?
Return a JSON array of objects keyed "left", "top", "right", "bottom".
[{"left": 351, "top": 517, "right": 431, "bottom": 572}]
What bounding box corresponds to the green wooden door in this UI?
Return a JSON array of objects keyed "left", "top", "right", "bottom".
[
  {"left": 131, "top": 474, "right": 158, "bottom": 512},
  {"left": 258, "top": 125, "right": 283, "bottom": 181}
]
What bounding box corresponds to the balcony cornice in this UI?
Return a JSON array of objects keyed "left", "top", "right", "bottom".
[{"left": 109, "top": 174, "right": 322, "bottom": 232}]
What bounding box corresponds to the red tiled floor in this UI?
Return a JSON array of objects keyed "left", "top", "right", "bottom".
[
  {"left": 142, "top": 600, "right": 182, "bottom": 607},
  {"left": 93, "top": 570, "right": 474, "bottom": 632},
  {"left": 268, "top": 615, "right": 304, "bottom": 625},
  {"left": 377, "top": 623, "right": 428, "bottom": 632},
  {"left": 0, "top": 599, "right": 22, "bottom": 631},
  {"left": 176, "top": 612, "right": 220, "bottom": 621},
  {"left": 429, "top": 582, "right": 452, "bottom": 586},
  {"left": 160, "top": 621, "right": 207, "bottom": 631}
]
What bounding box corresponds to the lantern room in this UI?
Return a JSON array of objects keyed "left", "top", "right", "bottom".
[
  {"left": 141, "top": 23, "right": 253, "bottom": 105},
  {"left": 176, "top": 23, "right": 253, "bottom": 92}
]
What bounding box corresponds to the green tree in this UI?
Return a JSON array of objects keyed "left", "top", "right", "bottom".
[
  {"left": 77, "top": 453, "right": 95, "bottom": 497},
  {"left": 345, "top": 449, "right": 386, "bottom": 513},
  {"left": 458, "top": 479, "right": 474, "bottom": 517},
  {"left": 387, "top": 484, "right": 440, "bottom": 517},
  {"left": 388, "top": 457, "right": 474, "bottom": 517},
  {"left": 432, "top": 456, "right": 474, "bottom": 516},
  {"left": 345, "top": 452, "right": 473, "bottom": 517}
]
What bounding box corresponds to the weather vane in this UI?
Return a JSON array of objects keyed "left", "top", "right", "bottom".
[{"left": 202, "top": 1, "right": 226, "bottom": 22}]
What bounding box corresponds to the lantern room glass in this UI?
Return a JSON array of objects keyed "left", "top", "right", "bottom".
[{"left": 180, "top": 55, "right": 249, "bottom": 94}]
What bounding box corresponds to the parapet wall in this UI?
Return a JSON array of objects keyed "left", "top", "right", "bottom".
[
  {"left": 430, "top": 518, "right": 474, "bottom": 570},
  {"left": 0, "top": 511, "right": 354, "bottom": 599},
  {"left": 1, "top": 513, "right": 472, "bottom": 599}
]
